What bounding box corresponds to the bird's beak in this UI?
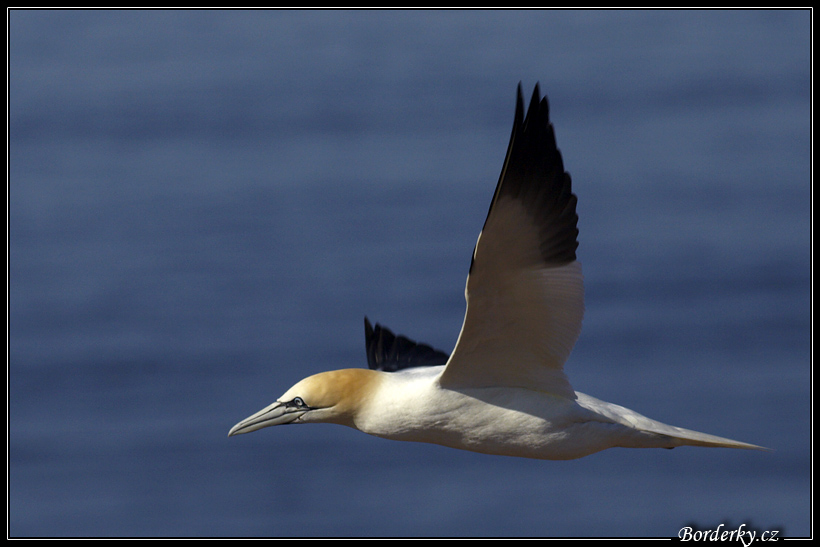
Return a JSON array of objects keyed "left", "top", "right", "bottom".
[{"left": 228, "top": 401, "right": 308, "bottom": 437}]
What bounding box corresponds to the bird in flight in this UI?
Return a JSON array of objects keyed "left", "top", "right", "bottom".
[{"left": 229, "top": 84, "right": 764, "bottom": 460}]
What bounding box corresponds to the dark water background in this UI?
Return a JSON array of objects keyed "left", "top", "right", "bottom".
[{"left": 9, "top": 9, "right": 811, "bottom": 537}]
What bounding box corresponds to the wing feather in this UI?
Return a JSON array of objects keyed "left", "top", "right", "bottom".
[
  {"left": 439, "top": 84, "right": 583, "bottom": 398},
  {"left": 365, "top": 317, "right": 450, "bottom": 372}
]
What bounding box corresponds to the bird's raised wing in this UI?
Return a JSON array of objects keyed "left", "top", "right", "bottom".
[{"left": 439, "top": 84, "right": 583, "bottom": 399}]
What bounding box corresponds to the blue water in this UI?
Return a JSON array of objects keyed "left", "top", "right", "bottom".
[{"left": 9, "top": 9, "right": 811, "bottom": 537}]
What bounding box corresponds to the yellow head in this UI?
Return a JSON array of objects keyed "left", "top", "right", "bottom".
[{"left": 228, "top": 368, "right": 383, "bottom": 436}]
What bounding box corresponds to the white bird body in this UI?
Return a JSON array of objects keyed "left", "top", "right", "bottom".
[
  {"left": 248, "top": 364, "right": 760, "bottom": 461},
  {"left": 229, "top": 84, "right": 764, "bottom": 460},
  {"left": 358, "top": 366, "right": 638, "bottom": 461}
]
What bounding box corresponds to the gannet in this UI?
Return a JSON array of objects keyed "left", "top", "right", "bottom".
[{"left": 229, "top": 84, "right": 764, "bottom": 460}]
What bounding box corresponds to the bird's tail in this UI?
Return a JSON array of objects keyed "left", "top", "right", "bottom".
[
  {"left": 577, "top": 393, "right": 767, "bottom": 452},
  {"left": 647, "top": 423, "right": 767, "bottom": 451}
]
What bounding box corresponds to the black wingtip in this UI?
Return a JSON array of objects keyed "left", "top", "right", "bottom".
[
  {"left": 364, "top": 319, "right": 450, "bottom": 372},
  {"left": 515, "top": 83, "right": 525, "bottom": 126},
  {"left": 478, "top": 82, "right": 579, "bottom": 266},
  {"left": 513, "top": 82, "right": 547, "bottom": 128},
  {"left": 528, "top": 83, "right": 541, "bottom": 120}
]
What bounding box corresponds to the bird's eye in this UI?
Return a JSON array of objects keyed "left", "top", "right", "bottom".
[{"left": 291, "top": 397, "right": 306, "bottom": 408}]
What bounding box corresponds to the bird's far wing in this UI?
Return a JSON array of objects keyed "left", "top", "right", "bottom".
[
  {"left": 439, "top": 84, "right": 583, "bottom": 399},
  {"left": 365, "top": 317, "right": 450, "bottom": 372}
]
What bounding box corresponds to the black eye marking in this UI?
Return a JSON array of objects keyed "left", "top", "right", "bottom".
[{"left": 286, "top": 397, "right": 308, "bottom": 409}]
